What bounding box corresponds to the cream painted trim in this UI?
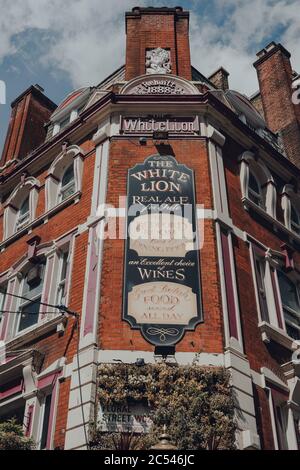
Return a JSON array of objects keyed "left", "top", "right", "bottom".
[
  {"left": 261, "top": 366, "right": 289, "bottom": 391},
  {"left": 97, "top": 350, "right": 224, "bottom": 366},
  {"left": 259, "top": 321, "right": 299, "bottom": 351},
  {"left": 1, "top": 191, "right": 81, "bottom": 251},
  {"left": 79, "top": 132, "right": 110, "bottom": 346}
]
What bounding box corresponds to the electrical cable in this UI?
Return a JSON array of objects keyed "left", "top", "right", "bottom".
[
  {"left": 3, "top": 291, "right": 89, "bottom": 449},
  {"left": 0, "top": 310, "right": 62, "bottom": 315},
  {"left": 4, "top": 291, "right": 78, "bottom": 318}
]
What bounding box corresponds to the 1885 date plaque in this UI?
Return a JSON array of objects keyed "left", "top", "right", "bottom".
[{"left": 123, "top": 154, "right": 202, "bottom": 346}]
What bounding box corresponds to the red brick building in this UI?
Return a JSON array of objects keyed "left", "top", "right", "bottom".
[{"left": 1, "top": 6, "right": 300, "bottom": 450}]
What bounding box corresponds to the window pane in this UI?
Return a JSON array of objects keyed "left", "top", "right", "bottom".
[
  {"left": 286, "top": 323, "right": 300, "bottom": 340},
  {"left": 19, "top": 197, "right": 29, "bottom": 216},
  {"left": 0, "top": 401, "right": 25, "bottom": 425},
  {"left": 40, "top": 394, "right": 52, "bottom": 449},
  {"left": 60, "top": 252, "right": 69, "bottom": 282},
  {"left": 18, "top": 297, "right": 41, "bottom": 331},
  {"left": 291, "top": 205, "right": 299, "bottom": 224},
  {"left": 18, "top": 264, "right": 45, "bottom": 332},
  {"left": 277, "top": 271, "right": 299, "bottom": 312},
  {"left": 0, "top": 285, "right": 7, "bottom": 323},
  {"left": 16, "top": 196, "right": 30, "bottom": 229},
  {"left": 291, "top": 205, "right": 300, "bottom": 234},
  {"left": 60, "top": 165, "right": 75, "bottom": 201},
  {"left": 254, "top": 257, "right": 269, "bottom": 322},
  {"left": 249, "top": 172, "right": 260, "bottom": 195},
  {"left": 22, "top": 266, "right": 44, "bottom": 298},
  {"left": 62, "top": 165, "right": 74, "bottom": 187},
  {"left": 60, "top": 116, "right": 70, "bottom": 130}
]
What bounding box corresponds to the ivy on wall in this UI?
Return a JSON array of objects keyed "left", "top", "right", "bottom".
[
  {"left": 0, "top": 419, "right": 35, "bottom": 450},
  {"left": 92, "top": 363, "right": 236, "bottom": 450}
]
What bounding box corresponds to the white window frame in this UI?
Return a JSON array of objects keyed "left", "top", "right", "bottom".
[
  {"left": 50, "top": 87, "right": 90, "bottom": 137},
  {"left": 291, "top": 204, "right": 300, "bottom": 235},
  {"left": 36, "top": 392, "right": 53, "bottom": 450},
  {"left": 239, "top": 151, "right": 277, "bottom": 218},
  {"left": 15, "top": 264, "right": 45, "bottom": 335},
  {"left": 16, "top": 196, "right": 30, "bottom": 232},
  {"left": 248, "top": 170, "right": 264, "bottom": 209},
  {"left": 281, "top": 184, "right": 300, "bottom": 236},
  {"left": 250, "top": 244, "right": 300, "bottom": 349},
  {"left": 56, "top": 248, "right": 70, "bottom": 307},
  {"left": 45, "top": 145, "right": 84, "bottom": 212},
  {"left": 277, "top": 270, "right": 300, "bottom": 341},
  {"left": 3, "top": 178, "right": 40, "bottom": 240},
  {"left": 0, "top": 283, "right": 7, "bottom": 325},
  {"left": 58, "top": 164, "right": 76, "bottom": 204}
]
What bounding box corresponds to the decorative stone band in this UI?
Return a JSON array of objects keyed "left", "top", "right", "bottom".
[{"left": 120, "top": 74, "right": 200, "bottom": 96}]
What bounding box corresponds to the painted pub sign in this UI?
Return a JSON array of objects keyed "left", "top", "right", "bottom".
[{"left": 123, "top": 154, "right": 202, "bottom": 346}]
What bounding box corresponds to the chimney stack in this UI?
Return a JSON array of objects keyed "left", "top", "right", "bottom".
[
  {"left": 208, "top": 67, "right": 230, "bottom": 91},
  {"left": 1, "top": 85, "right": 57, "bottom": 166},
  {"left": 125, "top": 7, "right": 192, "bottom": 81},
  {"left": 254, "top": 42, "right": 300, "bottom": 166}
]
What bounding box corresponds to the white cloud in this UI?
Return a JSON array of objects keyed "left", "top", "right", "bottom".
[
  {"left": 190, "top": 0, "right": 300, "bottom": 94},
  {"left": 0, "top": 0, "right": 145, "bottom": 89},
  {"left": 0, "top": 0, "right": 299, "bottom": 96}
]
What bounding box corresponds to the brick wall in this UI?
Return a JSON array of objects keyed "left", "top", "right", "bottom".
[
  {"left": 1, "top": 86, "right": 56, "bottom": 166},
  {"left": 222, "top": 135, "right": 299, "bottom": 447},
  {"left": 0, "top": 137, "right": 95, "bottom": 447},
  {"left": 254, "top": 44, "right": 300, "bottom": 166},
  {"left": 99, "top": 138, "right": 224, "bottom": 353},
  {"left": 125, "top": 7, "right": 192, "bottom": 81}
]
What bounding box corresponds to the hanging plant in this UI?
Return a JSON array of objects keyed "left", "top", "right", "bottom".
[{"left": 93, "top": 363, "right": 236, "bottom": 450}]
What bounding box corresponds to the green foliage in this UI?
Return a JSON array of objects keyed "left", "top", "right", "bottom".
[
  {"left": 0, "top": 419, "right": 35, "bottom": 451},
  {"left": 95, "top": 363, "right": 236, "bottom": 450}
]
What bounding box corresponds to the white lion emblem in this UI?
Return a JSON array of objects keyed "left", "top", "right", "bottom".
[{"left": 146, "top": 48, "right": 171, "bottom": 75}]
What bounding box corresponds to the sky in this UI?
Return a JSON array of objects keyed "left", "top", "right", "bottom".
[{"left": 0, "top": 0, "right": 300, "bottom": 154}]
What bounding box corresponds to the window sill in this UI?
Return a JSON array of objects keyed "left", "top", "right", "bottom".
[
  {"left": 259, "top": 321, "right": 299, "bottom": 351},
  {"left": 4, "top": 315, "right": 67, "bottom": 352},
  {"left": 242, "top": 197, "right": 300, "bottom": 245},
  {"left": 1, "top": 191, "right": 81, "bottom": 251}
]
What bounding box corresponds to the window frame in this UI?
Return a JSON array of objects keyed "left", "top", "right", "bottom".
[
  {"left": 0, "top": 283, "right": 7, "bottom": 325},
  {"left": 15, "top": 263, "right": 45, "bottom": 335},
  {"left": 16, "top": 196, "right": 30, "bottom": 232},
  {"left": 58, "top": 164, "right": 76, "bottom": 204},
  {"left": 56, "top": 248, "right": 70, "bottom": 307},
  {"left": 290, "top": 204, "right": 300, "bottom": 235},
  {"left": 239, "top": 151, "right": 276, "bottom": 219},
  {"left": 45, "top": 145, "right": 84, "bottom": 212},
  {"left": 3, "top": 177, "right": 40, "bottom": 241},
  {"left": 277, "top": 270, "right": 300, "bottom": 341},
  {"left": 38, "top": 393, "right": 53, "bottom": 450},
  {"left": 248, "top": 170, "right": 264, "bottom": 209}
]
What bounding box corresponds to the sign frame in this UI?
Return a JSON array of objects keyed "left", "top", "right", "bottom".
[{"left": 122, "top": 154, "right": 203, "bottom": 347}]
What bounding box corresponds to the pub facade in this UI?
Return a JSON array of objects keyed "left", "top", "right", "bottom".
[{"left": 0, "top": 6, "right": 300, "bottom": 450}]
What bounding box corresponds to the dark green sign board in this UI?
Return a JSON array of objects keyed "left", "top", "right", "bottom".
[{"left": 123, "top": 154, "right": 202, "bottom": 346}]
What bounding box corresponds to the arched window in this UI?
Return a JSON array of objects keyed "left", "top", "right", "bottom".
[
  {"left": 46, "top": 145, "right": 84, "bottom": 211},
  {"left": 239, "top": 151, "right": 276, "bottom": 218},
  {"left": 248, "top": 171, "right": 263, "bottom": 208},
  {"left": 281, "top": 185, "right": 300, "bottom": 237},
  {"left": 291, "top": 204, "right": 300, "bottom": 235},
  {"left": 59, "top": 164, "right": 75, "bottom": 202},
  {"left": 3, "top": 177, "right": 40, "bottom": 240},
  {"left": 16, "top": 196, "right": 30, "bottom": 231}
]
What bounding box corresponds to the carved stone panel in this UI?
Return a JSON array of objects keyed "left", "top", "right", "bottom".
[{"left": 146, "top": 48, "right": 171, "bottom": 75}]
